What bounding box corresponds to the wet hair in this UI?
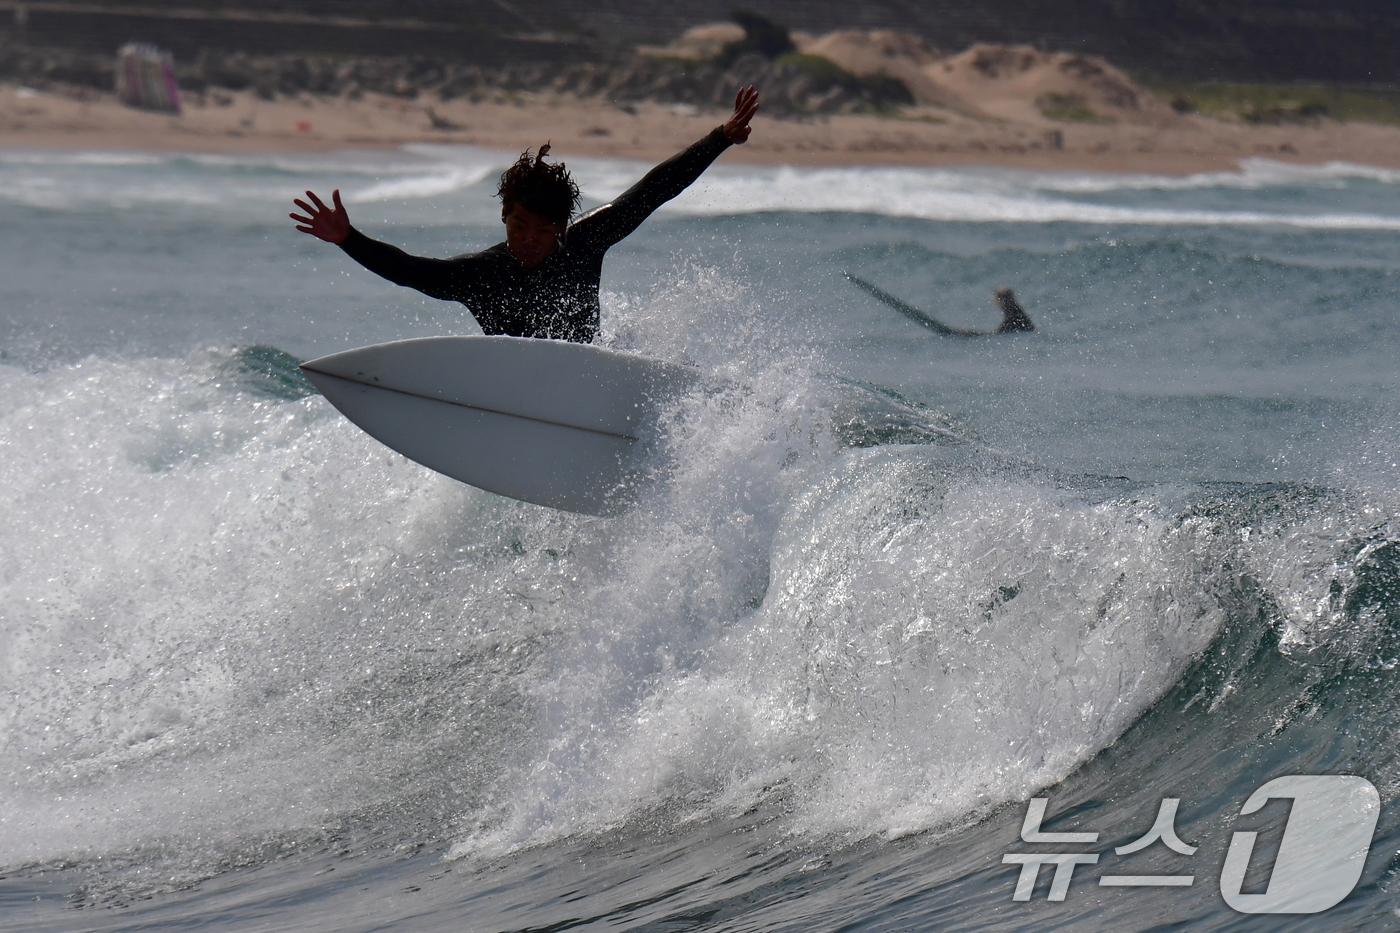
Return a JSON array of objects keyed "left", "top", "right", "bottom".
[{"left": 496, "top": 143, "right": 580, "bottom": 226}]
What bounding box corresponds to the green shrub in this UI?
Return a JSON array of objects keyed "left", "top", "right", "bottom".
[
  {"left": 1037, "top": 92, "right": 1113, "bottom": 123},
  {"left": 1143, "top": 80, "right": 1400, "bottom": 125}
]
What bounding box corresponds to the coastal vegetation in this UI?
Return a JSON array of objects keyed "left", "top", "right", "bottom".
[
  {"left": 1036, "top": 92, "right": 1115, "bottom": 124},
  {"left": 1145, "top": 80, "right": 1400, "bottom": 126}
]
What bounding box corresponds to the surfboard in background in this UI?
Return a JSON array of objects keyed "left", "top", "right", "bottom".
[{"left": 299, "top": 336, "right": 697, "bottom": 515}]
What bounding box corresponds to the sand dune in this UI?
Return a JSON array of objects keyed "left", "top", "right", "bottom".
[
  {"left": 796, "top": 30, "right": 1178, "bottom": 126},
  {"left": 798, "top": 30, "right": 976, "bottom": 115}
]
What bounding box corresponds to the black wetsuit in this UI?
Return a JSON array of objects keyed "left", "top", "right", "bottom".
[{"left": 338, "top": 127, "right": 733, "bottom": 344}]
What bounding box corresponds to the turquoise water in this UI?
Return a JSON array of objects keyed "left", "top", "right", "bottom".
[{"left": 2, "top": 146, "right": 1399, "bottom": 930}]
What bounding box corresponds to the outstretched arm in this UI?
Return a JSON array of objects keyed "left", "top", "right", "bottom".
[
  {"left": 292, "top": 187, "right": 468, "bottom": 302},
  {"left": 574, "top": 87, "right": 760, "bottom": 249}
]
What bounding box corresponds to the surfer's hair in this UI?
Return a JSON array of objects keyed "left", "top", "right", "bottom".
[{"left": 497, "top": 143, "right": 580, "bottom": 226}]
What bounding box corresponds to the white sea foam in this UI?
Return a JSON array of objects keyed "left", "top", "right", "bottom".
[
  {"left": 0, "top": 170, "right": 254, "bottom": 210},
  {"left": 0, "top": 268, "right": 1389, "bottom": 899},
  {"left": 0, "top": 150, "right": 168, "bottom": 167},
  {"left": 6, "top": 145, "right": 1400, "bottom": 230},
  {"left": 0, "top": 145, "right": 504, "bottom": 212},
  {"left": 349, "top": 166, "right": 497, "bottom": 203},
  {"left": 0, "top": 354, "right": 511, "bottom": 867},
  {"left": 448, "top": 444, "right": 1231, "bottom": 859},
  {"left": 1024, "top": 157, "right": 1400, "bottom": 194},
  {"left": 425, "top": 274, "right": 1224, "bottom": 860},
  {"left": 654, "top": 165, "right": 1400, "bottom": 230}
]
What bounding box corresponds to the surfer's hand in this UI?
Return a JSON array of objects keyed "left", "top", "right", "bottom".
[
  {"left": 722, "top": 86, "right": 759, "bottom": 144},
  {"left": 291, "top": 189, "right": 350, "bottom": 244}
]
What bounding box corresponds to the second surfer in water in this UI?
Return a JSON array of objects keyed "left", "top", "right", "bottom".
[
  {"left": 291, "top": 87, "right": 760, "bottom": 344},
  {"left": 844, "top": 272, "right": 1035, "bottom": 336}
]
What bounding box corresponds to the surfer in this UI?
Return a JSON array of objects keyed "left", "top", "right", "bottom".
[
  {"left": 992, "top": 287, "right": 1035, "bottom": 332},
  {"left": 290, "top": 87, "right": 760, "bottom": 344},
  {"left": 844, "top": 272, "right": 1034, "bottom": 335}
]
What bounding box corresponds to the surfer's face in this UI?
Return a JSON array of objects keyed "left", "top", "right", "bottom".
[{"left": 503, "top": 203, "right": 563, "bottom": 268}]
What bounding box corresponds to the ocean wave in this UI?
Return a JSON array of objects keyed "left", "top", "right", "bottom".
[
  {"left": 0, "top": 176, "right": 226, "bottom": 210},
  {"left": 5, "top": 144, "right": 1400, "bottom": 229},
  {"left": 0, "top": 145, "right": 504, "bottom": 211},
  {"left": 448, "top": 450, "right": 1227, "bottom": 859},
  {"left": 0, "top": 351, "right": 502, "bottom": 875},
  {"left": 348, "top": 165, "right": 498, "bottom": 203},
  {"left": 658, "top": 166, "right": 1400, "bottom": 229},
  {"left": 0, "top": 150, "right": 168, "bottom": 167},
  {"left": 3, "top": 337, "right": 1398, "bottom": 908},
  {"left": 1026, "top": 157, "right": 1400, "bottom": 194}
]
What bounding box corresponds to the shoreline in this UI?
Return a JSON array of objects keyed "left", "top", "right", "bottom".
[{"left": 7, "top": 82, "right": 1400, "bottom": 175}]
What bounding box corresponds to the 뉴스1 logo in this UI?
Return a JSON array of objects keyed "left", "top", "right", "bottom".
[{"left": 1002, "top": 774, "right": 1380, "bottom": 914}]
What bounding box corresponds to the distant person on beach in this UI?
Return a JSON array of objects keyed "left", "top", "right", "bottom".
[
  {"left": 291, "top": 87, "right": 760, "bottom": 344},
  {"left": 844, "top": 273, "right": 1035, "bottom": 336}
]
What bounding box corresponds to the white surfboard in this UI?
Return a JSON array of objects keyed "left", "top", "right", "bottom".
[{"left": 299, "top": 336, "right": 696, "bottom": 515}]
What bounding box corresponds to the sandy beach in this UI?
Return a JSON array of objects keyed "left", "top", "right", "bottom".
[
  {"left": 6, "top": 79, "right": 1400, "bottom": 174},
  {"left": 9, "top": 25, "right": 1400, "bottom": 174}
]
